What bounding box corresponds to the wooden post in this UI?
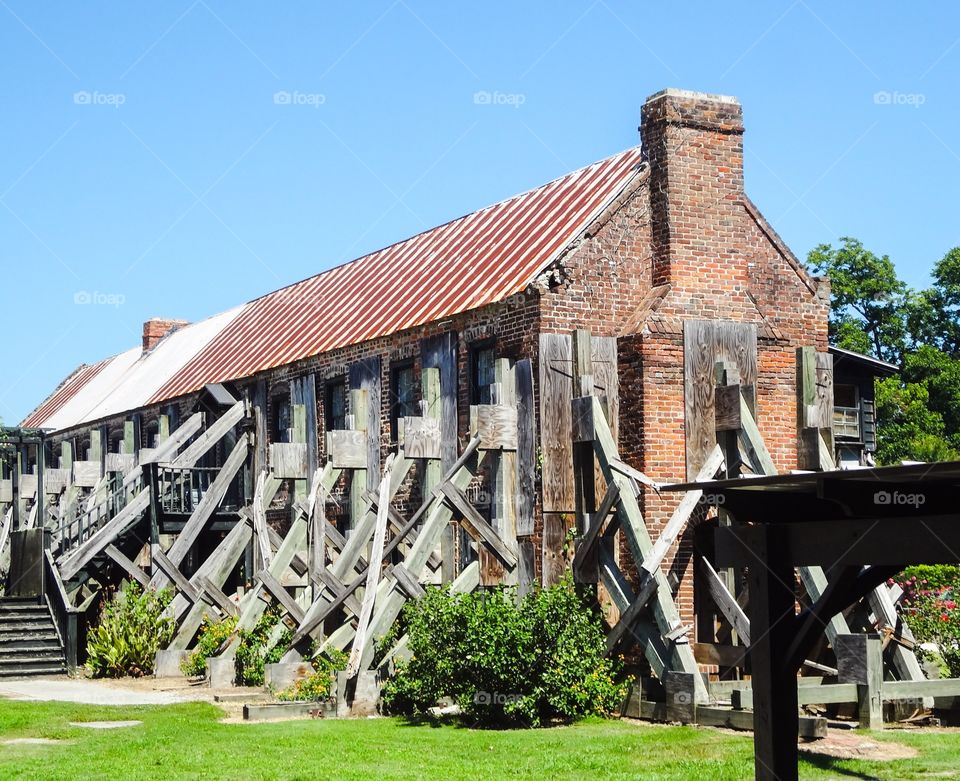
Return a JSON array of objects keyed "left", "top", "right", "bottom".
[
  {"left": 421, "top": 367, "right": 445, "bottom": 579},
  {"left": 837, "top": 634, "right": 883, "bottom": 730},
  {"left": 488, "top": 358, "right": 517, "bottom": 586},
  {"left": 743, "top": 524, "right": 799, "bottom": 781},
  {"left": 349, "top": 389, "right": 368, "bottom": 533},
  {"left": 572, "top": 330, "right": 598, "bottom": 585}
]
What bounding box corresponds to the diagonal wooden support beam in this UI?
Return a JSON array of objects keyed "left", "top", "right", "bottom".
[
  {"left": 105, "top": 543, "right": 151, "bottom": 589},
  {"left": 252, "top": 471, "right": 272, "bottom": 569},
  {"left": 347, "top": 456, "right": 395, "bottom": 677},
  {"left": 440, "top": 482, "right": 517, "bottom": 568},
  {"left": 170, "top": 401, "right": 246, "bottom": 469},
  {"left": 58, "top": 487, "right": 151, "bottom": 581},
  {"left": 573, "top": 481, "right": 620, "bottom": 580},
  {"left": 151, "top": 435, "right": 249, "bottom": 589},
  {"left": 153, "top": 547, "right": 201, "bottom": 604},
  {"left": 588, "top": 396, "right": 707, "bottom": 703},
  {"left": 196, "top": 575, "right": 239, "bottom": 618},
  {"left": 258, "top": 568, "right": 306, "bottom": 624},
  {"left": 391, "top": 564, "right": 425, "bottom": 600},
  {"left": 169, "top": 517, "right": 252, "bottom": 648},
  {"left": 121, "top": 411, "right": 204, "bottom": 489}
]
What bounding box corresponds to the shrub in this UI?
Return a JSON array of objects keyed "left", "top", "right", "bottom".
[
  {"left": 235, "top": 606, "right": 292, "bottom": 686},
  {"left": 381, "top": 576, "right": 629, "bottom": 727},
  {"left": 276, "top": 649, "right": 348, "bottom": 702},
  {"left": 898, "top": 574, "right": 960, "bottom": 677},
  {"left": 86, "top": 584, "right": 174, "bottom": 678},
  {"left": 181, "top": 615, "right": 237, "bottom": 677}
]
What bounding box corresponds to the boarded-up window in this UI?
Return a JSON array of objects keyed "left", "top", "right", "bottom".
[
  {"left": 391, "top": 362, "right": 416, "bottom": 440},
  {"left": 271, "top": 393, "right": 291, "bottom": 443},
  {"left": 326, "top": 378, "right": 346, "bottom": 431},
  {"left": 470, "top": 342, "right": 496, "bottom": 404}
]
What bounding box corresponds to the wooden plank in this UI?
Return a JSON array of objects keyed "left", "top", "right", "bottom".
[
  {"left": 349, "top": 357, "right": 381, "bottom": 477},
  {"left": 573, "top": 481, "right": 620, "bottom": 578},
  {"left": 737, "top": 391, "right": 777, "bottom": 475},
  {"left": 153, "top": 547, "right": 201, "bottom": 604},
  {"left": 326, "top": 430, "right": 367, "bottom": 469},
  {"left": 170, "top": 518, "right": 252, "bottom": 647},
  {"left": 105, "top": 544, "right": 151, "bottom": 588},
  {"left": 151, "top": 435, "right": 249, "bottom": 586},
  {"left": 348, "top": 457, "right": 396, "bottom": 678},
  {"left": 715, "top": 321, "right": 757, "bottom": 411},
  {"left": 124, "top": 411, "right": 205, "bottom": 487},
  {"left": 700, "top": 556, "right": 751, "bottom": 644},
  {"left": 353, "top": 452, "right": 487, "bottom": 669},
  {"left": 58, "top": 487, "right": 151, "bottom": 581},
  {"left": 43, "top": 468, "right": 70, "bottom": 495},
  {"left": 318, "top": 569, "right": 363, "bottom": 616},
  {"left": 196, "top": 575, "right": 240, "bottom": 618},
  {"left": 471, "top": 404, "right": 518, "bottom": 450},
  {"left": 391, "top": 564, "right": 425, "bottom": 599},
  {"left": 539, "top": 333, "right": 574, "bottom": 512},
  {"left": 683, "top": 320, "right": 716, "bottom": 478},
  {"left": 72, "top": 462, "right": 100, "bottom": 488},
  {"left": 258, "top": 568, "right": 306, "bottom": 624},
  {"left": 589, "top": 395, "right": 707, "bottom": 703},
  {"left": 517, "top": 539, "right": 535, "bottom": 597},
  {"left": 252, "top": 471, "right": 273, "bottom": 570},
  {"left": 514, "top": 358, "right": 536, "bottom": 536},
  {"left": 641, "top": 445, "right": 724, "bottom": 578},
  {"left": 268, "top": 443, "right": 308, "bottom": 479},
  {"left": 591, "top": 335, "right": 618, "bottom": 499},
  {"left": 715, "top": 385, "right": 742, "bottom": 431},
  {"left": 105, "top": 453, "right": 134, "bottom": 473},
  {"left": 693, "top": 642, "right": 748, "bottom": 669},
  {"left": 401, "top": 417, "right": 441, "bottom": 460},
  {"left": 441, "top": 482, "right": 517, "bottom": 568},
  {"left": 0, "top": 480, "right": 10, "bottom": 503},
  {"left": 171, "top": 401, "right": 246, "bottom": 468},
  {"left": 541, "top": 513, "right": 568, "bottom": 587}
]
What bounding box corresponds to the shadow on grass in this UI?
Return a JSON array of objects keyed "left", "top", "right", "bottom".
[{"left": 799, "top": 752, "right": 887, "bottom": 781}]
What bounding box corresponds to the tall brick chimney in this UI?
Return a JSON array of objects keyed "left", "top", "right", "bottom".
[
  {"left": 142, "top": 318, "right": 188, "bottom": 351},
  {"left": 640, "top": 89, "right": 744, "bottom": 287}
]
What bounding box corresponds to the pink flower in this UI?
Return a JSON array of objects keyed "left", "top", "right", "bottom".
[{"left": 942, "top": 614, "right": 950, "bottom": 622}]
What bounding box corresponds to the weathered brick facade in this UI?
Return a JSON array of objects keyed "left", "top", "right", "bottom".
[{"left": 44, "top": 88, "right": 830, "bottom": 636}]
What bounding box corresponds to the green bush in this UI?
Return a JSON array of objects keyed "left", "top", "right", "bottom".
[
  {"left": 86, "top": 584, "right": 174, "bottom": 678},
  {"left": 235, "top": 606, "right": 291, "bottom": 686},
  {"left": 381, "top": 576, "right": 629, "bottom": 727},
  {"left": 898, "top": 574, "right": 960, "bottom": 677},
  {"left": 181, "top": 615, "right": 237, "bottom": 677},
  {"left": 276, "top": 649, "right": 348, "bottom": 702}
]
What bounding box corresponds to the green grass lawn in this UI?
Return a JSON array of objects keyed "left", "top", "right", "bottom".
[{"left": 0, "top": 700, "right": 958, "bottom": 780}]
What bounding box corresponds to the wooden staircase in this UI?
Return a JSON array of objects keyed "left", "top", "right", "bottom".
[{"left": 0, "top": 597, "right": 67, "bottom": 677}]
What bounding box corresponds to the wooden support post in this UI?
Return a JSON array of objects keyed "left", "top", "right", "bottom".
[
  {"left": 421, "top": 367, "right": 445, "bottom": 579},
  {"left": 349, "top": 389, "right": 368, "bottom": 532},
  {"left": 571, "top": 330, "right": 598, "bottom": 585},
  {"left": 743, "top": 524, "right": 800, "bottom": 781},
  {"left": 837, "top": 634, "right": 883, "bottom": 730}
]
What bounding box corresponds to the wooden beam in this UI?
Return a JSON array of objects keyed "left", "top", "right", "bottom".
[
  {"left": 347, "top": 457, "right": 395, "bottom": 677},
  {"left": 196, "top": 575, "right": 239, "bottom": 618},
  {"left": 153, "top": 547, "right": 201, "bottom": 604},
  {"left": 170, "top": 401, "right": 245, "bottom": 469},
  {"left": 58, "top": 487, "right": 151, "bottom": 581},
  {"left": 572, "top": 481, "right": 619, "bottom": 578},
  {"left": 105, "top": 544, "right": 151, "bottom": 588},
  {"left": 151, "top": 435, "right": 249, "bottom": 587},
  {"left": 440, "top": 482, "right": 517, "bottom": 568},
  {"left": 258, "top": 568, "right": 305, "bottom": 624}
]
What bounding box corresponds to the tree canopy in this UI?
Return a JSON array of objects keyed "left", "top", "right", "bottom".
[{"left": 808, "top": 237, "right": 960, "bottom": 464}]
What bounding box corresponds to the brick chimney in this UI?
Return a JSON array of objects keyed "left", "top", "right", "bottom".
[
  {"left": 640, "top": 89, "right": 744, "bottom": 287},
  {"left": 142, "top": 318, "right": 188, "bottom": 351}
]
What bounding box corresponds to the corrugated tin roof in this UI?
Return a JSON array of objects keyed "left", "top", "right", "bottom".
[
  {"left": 151, "top": 147, "right": 644, "bottom": 402},
  {"left": 23, "top": 307, "right": 246, "bottom": 430},
  {"left": 24, "top": 146, "right": 644, "bottom": 431}
]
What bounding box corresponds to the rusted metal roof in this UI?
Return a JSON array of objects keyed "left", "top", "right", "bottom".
[
  {"left": 24, "top": 147, "right": 644, "bottom": 430},
  {"left": 151, "top": 147, "right": 644, "bottom": 403},
  {"left": 21, "top": 359, "right": 113, "bottom": 428}
]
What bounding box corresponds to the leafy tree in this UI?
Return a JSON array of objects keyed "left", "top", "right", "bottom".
[
  {"left": 807, "top": 237, "right": 908, "bottom": 363},
  {"left": 808, "top": 240, "right": 960, "bottom": 464}
]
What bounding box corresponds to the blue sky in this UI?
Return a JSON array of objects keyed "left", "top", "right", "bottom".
[{"left": 1, "top": 2, "right": 958, "bottom": 423}]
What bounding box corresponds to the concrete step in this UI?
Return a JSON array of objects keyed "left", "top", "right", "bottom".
[
  {"left": 0, "top": 646, "right": 64, "bottom": 661},
  {"left": 0, "top": 663, "right": 66, "bottom": 678},
  {"left": 0, "top": 620, "right": 56, "bottom": 634},
  {"left": 0, "top": 630, "right": 60, "bottom": 644}
]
